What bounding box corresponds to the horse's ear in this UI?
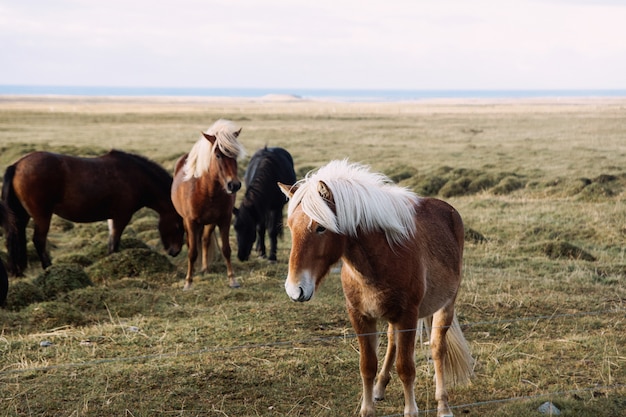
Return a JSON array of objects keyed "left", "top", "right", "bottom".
[
  {"left": 234, "top": 128, "right": 242, "bottom": 138},
  {"left": 278, "top": 182, "right": 297, "bottom": 198},
  {"left": 202, "top": 132, "right": 217, "bottom": 144},
  {"left": 318, "top": 181, "right": 336, "bottom": 212}
]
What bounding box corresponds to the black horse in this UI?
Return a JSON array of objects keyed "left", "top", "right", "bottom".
[
  {"left": 0, "top": 201, "right": 14, "bottom": 307},
  {"left": 234, "top": 147, "right": 296, "bottom": 262}
]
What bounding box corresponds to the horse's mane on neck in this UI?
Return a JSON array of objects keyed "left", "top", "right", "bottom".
[
  {"left": 108, "top": 150, "right": 172, "bottom": 186},
  {"left": 182, "top": 119, "right": 244, "bottom": 181},
  {"left": 108, "top": 150, "right": 173, "bottom": 205},
  {"left": 288, "top": 160, "right": 418, "bottom": 246}
]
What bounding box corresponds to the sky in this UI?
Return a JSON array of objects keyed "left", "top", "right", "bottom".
[{"left": 1, "top": 0, "right": 625, "bottom": 90}]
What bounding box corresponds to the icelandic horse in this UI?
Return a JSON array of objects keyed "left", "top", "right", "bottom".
[
  {"left": 171, "top": 119, "right": 245, "bottom": 289},
  {"left": 1, "top": 150, "right": 184, "bottom": 276},
  {"left": 279, "top": 160, "right": 473, "bottom": 417}
]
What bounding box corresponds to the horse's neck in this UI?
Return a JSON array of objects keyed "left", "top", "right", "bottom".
[{"left": 343, "top": 232, "right": 394, "bottom": 279}]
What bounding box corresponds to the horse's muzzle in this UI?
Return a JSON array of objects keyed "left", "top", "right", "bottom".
[{"left": 227, "top": 180, "right": 241, "bottom": 193}]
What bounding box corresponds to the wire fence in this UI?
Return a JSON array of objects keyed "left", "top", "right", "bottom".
[{"left": 1, "top": 307, "right": 624, "bottom": 415}]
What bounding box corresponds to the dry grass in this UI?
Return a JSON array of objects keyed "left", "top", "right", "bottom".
[{"left": 0, "top": 96, "right": 624, "bottom": 416}]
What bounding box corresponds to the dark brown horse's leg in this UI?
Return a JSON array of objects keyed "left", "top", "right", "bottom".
[
  {"left": 107, "top": 218, "right": 129, "bottom": 253},
  {"left": 431, "top": 307, "right": 455, "bottom": 417},
  {"left": 374, "top": 323, "right": 397, "bottom": 401},
  {"left": 395, "top": 318, "right": 419, "bottom": 417},
  {"left": 183, "top": 219, "right": 200, "bottom": 290},
  {"left": 32, "top": 217, "right": 52, "bottom": 270},
  {"left": 218, "top": 222, "right": 239, "bottom": 288},
  {"left": 349, "top": 312, "right": 378, "bottom": 417}
]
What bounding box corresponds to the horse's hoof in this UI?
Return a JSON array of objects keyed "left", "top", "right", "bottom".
[
  {"left": 229, "top": 281, "right": 241, "bottom": 289},
  {"left": 183, "top": 283, "right": 193, "bottom": 291}
]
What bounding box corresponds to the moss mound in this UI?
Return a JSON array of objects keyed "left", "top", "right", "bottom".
[
  {"left": 81, "top": 238, "right": 150, "bottom": 261},
  {"left": 33, "top": 264, "right": 93, "bottom": 299},
  {"left": 465, "top": 227, "right": 487, "bottom": 244},
  {"left": 5, "top": 280, "right": 46, "bottom": 311},
  {"left": 542, "top": 241, "right": 596, "bottom": 262},
  {"left": 492, "top": 176, "right": 525, "bottom": 195},
  {"left": 87, "top": 248, "right": 175, "bottom": 283},
  {"left": 25, "top": 301, "right": 87, "bottom": 329},
  {"left": 384, "top": 164, "right": 418, "bottom": 183},
  {"left": 54, "top": 254, "right": 95, "bottom": 267},
  {"left": 402, "top": 166, "right": 526, "bottom": 197}
]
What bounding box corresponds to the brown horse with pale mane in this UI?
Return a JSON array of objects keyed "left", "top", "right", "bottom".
[
  {"left": 279, "top": 160, "right": 473, "bottom": 417},
  {"left": 171, "top": 119, "right": 245, "bottom": 289}
]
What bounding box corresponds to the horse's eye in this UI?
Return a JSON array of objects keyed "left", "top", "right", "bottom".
[{"left": 315, "top": 225, "right": 326, "bottom": 234}]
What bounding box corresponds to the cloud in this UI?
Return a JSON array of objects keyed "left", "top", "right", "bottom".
[{"left": 1, "top": 0, "right": 625, "bottom": 88}]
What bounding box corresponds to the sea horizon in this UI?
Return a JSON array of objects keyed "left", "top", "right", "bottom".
[{"left": 1, "top": 85, "right": 626, "bottom": 102}]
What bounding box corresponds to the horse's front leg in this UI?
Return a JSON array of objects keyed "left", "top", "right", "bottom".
[
  {"left": 255, "top": 222, "right": 267, "bottom": 259},
  {"left": 395, "top": 317, "right": 419, "bottom": 417},
  {"left": 183, "top": 220, "right": 200, "bottom": 290},
  {"left": 218, "top": 222, "right": 239, "bottom": 288},
  {"left": 349, "top": 310, "right": 378, "bottom": 417}
]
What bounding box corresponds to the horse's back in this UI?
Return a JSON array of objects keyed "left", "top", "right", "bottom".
[
  {"left": 245, "top": 147, "right": 296, "bottom": 186},
  {"left": 9, "top": 151, "right": 144, "bottom": 222}
]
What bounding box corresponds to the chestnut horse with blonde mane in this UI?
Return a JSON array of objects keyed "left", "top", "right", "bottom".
[
  {"left": 279, "top": 160, "right": 473, "bottom": 417},
  {"left": 171, "top": 119, "right": 245, "bottom": 289}
]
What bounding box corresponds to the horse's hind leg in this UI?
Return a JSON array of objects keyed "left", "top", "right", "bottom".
[
  {"left": 374, "top": 323, "right": 396, "bottom": 401},
  {"left": 267, "top": 209, "right": 280, "bottom": 262},
  {"left": 255, "top": 223, "right": 267, "bottom": 259},
  {"left": 430, "top": 306, "right": 455, "bottom": 417},
  {"left": 395, "top": 318, "right": 419, "bottom": 417},
  {"left": 107, "top": 218, "right": 129, "bottom": 253}
]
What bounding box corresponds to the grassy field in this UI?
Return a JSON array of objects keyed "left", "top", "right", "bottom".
[{"left": 0, "top": 96, "right": 625, "bottom": 416}]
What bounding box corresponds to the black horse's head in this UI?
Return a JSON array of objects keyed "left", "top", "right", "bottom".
[{"left": 233, "top": 204, "right": 257, "bottom": 261}]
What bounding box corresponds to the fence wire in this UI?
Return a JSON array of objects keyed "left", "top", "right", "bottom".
[{"left": 1, "top": 307, "right": 624, "bottom": 415}]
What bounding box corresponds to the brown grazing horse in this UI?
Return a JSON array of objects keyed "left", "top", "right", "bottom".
[
  {"left": 171, "top": 119, "right": 245, "bottom": 289},
  {"left": 1, "top": 150, "right": 184, "bottom": 276},
  {"left": 279, "top": 160, "right": 473, "bottom": 417}
]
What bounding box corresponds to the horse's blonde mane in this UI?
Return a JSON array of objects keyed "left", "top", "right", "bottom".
[
  {"left": 288, "top": 160, "right": 419, "bottom": 246},
  {"left": 183, "top": 119, "right": 245, "bottom": 181}
]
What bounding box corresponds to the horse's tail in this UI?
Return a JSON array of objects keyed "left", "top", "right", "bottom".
[
  {"left": 0, "top": 201, "right": 14, "bottom": 307},
  {"left": 418, "top": 313, "right": 474, "bottom": 387},
  {"left": 1, "top": 165, "right": 27, "bottom": 276}
]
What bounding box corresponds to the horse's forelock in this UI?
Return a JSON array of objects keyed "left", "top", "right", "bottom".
[
  {"left": 207, "top": 119, "right": 245, "bottom": 160},
  {"left": 182, "top": 120, "right": 245, "bottom": 180}
]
